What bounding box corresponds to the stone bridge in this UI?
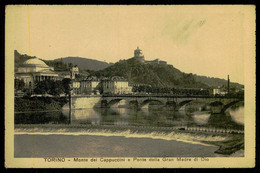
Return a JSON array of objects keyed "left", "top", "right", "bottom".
[
  {"left": 67, "top": 95, "right": 243, "bottom": 114},
  {"left": 100, "top": 95, "right": 243, "bottom": 114}
]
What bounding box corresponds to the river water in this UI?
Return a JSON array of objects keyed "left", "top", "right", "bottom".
[
  {"left": 14, "top": 103, "right": 244, "bottom": 157},
  {"left": 15, "top": 103, "right": 244, "bottom": 129}
]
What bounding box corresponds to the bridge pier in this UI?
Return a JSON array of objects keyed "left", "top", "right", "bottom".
[{"left": 210, "top": 105, "right": 223, "bottom": 114}]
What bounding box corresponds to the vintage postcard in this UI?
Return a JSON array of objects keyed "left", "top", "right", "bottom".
[{"left": 5, "top": 5, "right": 255, "bottom": 168}]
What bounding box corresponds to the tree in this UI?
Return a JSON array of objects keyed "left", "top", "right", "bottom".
[
  {"left": 96, "top": 82, "right": 103, "bottom": 94},
  {"left": 68, "top": 63, "right": 73, "bottom": 69},
  {"left": 34, "top": 79, "right": 68, "bottom": 96},
  {"left": 34, "top": 80, "right": 49, "bottom": 94},
  {"left": 15, "top": 79, "right": 25, "bottom": 91},
  {"left": 62, "top": 78, "right": 72, "bottom": 96},
  {"left": 49, "top": 80, "right": 64, "bottom": 96}
]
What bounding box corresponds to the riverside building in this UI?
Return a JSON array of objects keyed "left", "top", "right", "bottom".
[
  {"left": 80, "top": 76, "right": 100, "bottom": 95},
  {"left": 102, "top": 76, "right": 132, "bottom": 94}
]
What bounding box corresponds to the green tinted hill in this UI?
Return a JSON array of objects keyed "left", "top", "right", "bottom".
[
  {"left": 53, "top": 57, "right": 113, "bottom": 71},
  {"left": 194, "top": 74, "right": 243, "bottom": 89},
  {"left": 94, "top": 57, "right": 208, "bottom": 88},
  {"left": 14, "top": 50, "right": 36, "bottom": 71}
]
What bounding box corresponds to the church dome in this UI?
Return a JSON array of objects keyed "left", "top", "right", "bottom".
[{"left": 23, "top": 58, "right": 49, "bottom": 67}]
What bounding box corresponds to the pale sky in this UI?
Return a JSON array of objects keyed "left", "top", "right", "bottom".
[{"left": 6, "top": 5, "right": 254, "bottom": 84}]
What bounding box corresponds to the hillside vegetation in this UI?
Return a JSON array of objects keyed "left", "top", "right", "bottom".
[
  {"left": 93, "top": 57, "right": 208, "bottom": 88},
  {"left": 194, "top": 74, "right": 243, "bottom": 88}
]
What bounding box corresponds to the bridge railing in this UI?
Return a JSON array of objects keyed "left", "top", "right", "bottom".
[{"left": 102, "top": 93, "right": 243, "bottom": 99}]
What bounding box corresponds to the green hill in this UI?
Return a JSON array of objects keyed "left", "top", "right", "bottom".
[
  {"left": 194, "top": 74, "right": 243, "bottom": 89},
  {"left": 93, "top": 57, "right": 208, "bottom": 88},
  {"left": 53, "top": 57, "right": 113, "bottom": 71},
  {"left": 14, "top": 50, "right": 36, "bottom": 71}
]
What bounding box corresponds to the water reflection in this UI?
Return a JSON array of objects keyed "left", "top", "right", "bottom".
[
  {"left": 15, "top": 105, "right": 244, "bottom": 130},
  {"left": 193, "top": 113, "right": 211, "bottom": 125},
  {"left": 15, "top": 111, "right": 69, "bottom": 124},
  {"left": 229, "top": 107, "right": 244, "bottom": 125}
]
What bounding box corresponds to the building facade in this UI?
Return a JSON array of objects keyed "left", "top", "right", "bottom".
[
  {"left": 213, "top": 88, "right": 227, "bottom": 96},
  {"left": 71, "top": 80, "right": 81, "bottom": 95},
  {"left": 102, "top": 76, "right": 132, "bottom": 94},
  {"left": 80, "top": 76, "right": 100, "bottom": 95},
  {"left": 15, "top": 58, "right": 59, "bottom": 89},
  {"left": 70, "top": 65, "right": 79, "bottom": 79}
]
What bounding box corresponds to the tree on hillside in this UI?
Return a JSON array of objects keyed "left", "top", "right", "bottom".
[{"left": 68, "top": 63, "right": 73, "bottom": 69}]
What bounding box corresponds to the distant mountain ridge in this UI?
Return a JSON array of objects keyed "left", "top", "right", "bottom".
[
  {"left": 193, "top": 74, "right": 243, "bottom": 88},
  {"left": 53, "top": 57, "right": 113, "bottom": 71}
]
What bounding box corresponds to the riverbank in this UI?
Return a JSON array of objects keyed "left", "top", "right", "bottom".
[
  {"left": 204, "top": 134, "right": 244, "bottom": 155},
  {"left": 15, "top": 97, "right": 68, "bottom": 112},
  {"left": 15, "top": 124, "right": 244, "bottom": 156}
]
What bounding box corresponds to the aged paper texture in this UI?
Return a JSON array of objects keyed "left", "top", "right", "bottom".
[{"left": 5, "top": 5, "right": 255, "bottom": 168}]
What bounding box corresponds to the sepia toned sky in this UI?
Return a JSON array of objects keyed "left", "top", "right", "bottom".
[{"left": 6, "top": 5, "right": 254, "bottom": 84}]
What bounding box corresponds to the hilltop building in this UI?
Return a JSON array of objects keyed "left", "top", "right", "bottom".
[
  {"left": 145, "top": 59, "right": 167, "bottom": 65},
  {"left": 159, "top": 60, "right": 167, "bottom": 65},
  {"left": 133, "top": 47, "right": 167, "bottom": 65},
  {"left": 145, "top": 59, "right": 159, "bottom": 64},
  {"left": 134, "top": 47, "right": 145, "bottom": 63},
  {"left": 15, "top": 57, "right": 59, "bottom": 89},
  {"left": 102, "top": 76, "right": 132, "bottom": 94}
]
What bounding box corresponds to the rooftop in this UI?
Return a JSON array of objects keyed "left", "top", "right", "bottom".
[{"left": 23, "top": 58, "right": 49, "bottom": 67}]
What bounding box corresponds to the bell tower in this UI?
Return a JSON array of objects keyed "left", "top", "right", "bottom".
[{"left": 134, "top": 46, "right": 144, "bottom": 63}]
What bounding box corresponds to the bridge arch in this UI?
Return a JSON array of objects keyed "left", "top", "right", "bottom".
[
  {"left": 139, "top": 99, "right": 164, "bottom": 108},
  {"left": 128, "top": 100, "right": 139, "bottom": 107},
  {"left": 107, "top": 99, "right": 130, "bottom": 107},
  {"left": 221, "top": 100, "right": 243, "bottom": 113},
  {"left": 175, "top": 100, "right": 193, "bottom": 111},
  {"left": 101, "top": 100, "right": 108, "bottom": 107}
]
